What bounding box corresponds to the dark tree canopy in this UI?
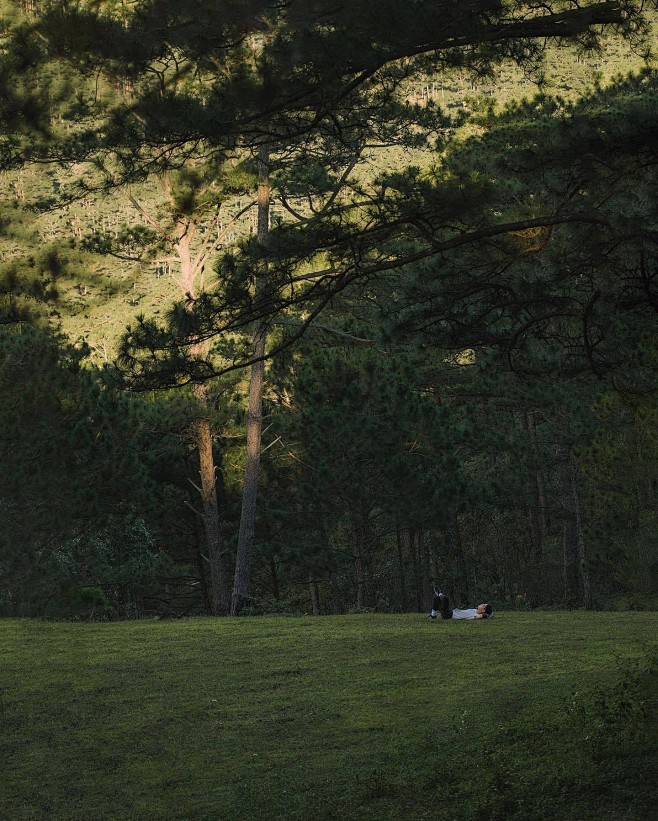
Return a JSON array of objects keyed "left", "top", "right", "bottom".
[{"left": 2, "top": 0, "right": 658, "bottom": 620}]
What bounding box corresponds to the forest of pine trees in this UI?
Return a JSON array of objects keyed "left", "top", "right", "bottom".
[{"left": 2, "top": 0, "right": 658, "bottom": 618}]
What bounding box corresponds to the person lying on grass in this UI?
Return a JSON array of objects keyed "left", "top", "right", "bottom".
[{"left": 428, "top": 590, "right": 493, "bottom": 620}]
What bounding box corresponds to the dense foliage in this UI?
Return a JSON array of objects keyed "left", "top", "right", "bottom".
[{"left": 1, "top": 1, "right": 658, "bottom": 616}]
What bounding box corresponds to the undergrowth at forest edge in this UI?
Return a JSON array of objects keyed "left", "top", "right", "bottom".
[{"left": 1, "top": 612, "right": 656, "bottom": 821}]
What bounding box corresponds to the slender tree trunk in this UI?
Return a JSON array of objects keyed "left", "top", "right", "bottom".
[
  {"left": 632, "top": 423, "right": 653, "bottom": 590},
  {"left": 558, "top": 443, "right": 582, "bottom": 605},
  {"left": 561, "top": 499, "right": 580, "bottom": 603},
  {"left": 128, "top": 180, "right": 233, "bottom": 613},
  {"left": 522, "top": 409, "right": 550, "bottom": 602},
  {"left": 429, "top": 539, "right": 442, "bottom": 582},
  {"left": 308, "top": 572, "right": 320, "bottom": 615},
  {"left": 527, "top": 465, "right": 544, "bottom": 566},
  {"left": 445, "top": 508, "right": 469, "bottom": 604},
  {"left": 353, "top": 515, "right": 366, "bottom": 609},
  {"left": 231, "top": 145, "right": 269, "bottom": 615},
  {"left": 395, "top": 526, "right": 407, "bottom": 612},
  {"left": 524, "top": 410, "right": 545, "bottom": 565},
  {"left": 354, "top": 550, "right": 365, "bottom": 609},
  {"left": 270, "top": 556, "right": 280, "bottom": 601},
  {"left": 536, "top": 468, "right": 549, "bottom": 539},
  {"left": 570, "top": 464, "right": 593, "bottom": 609},
  {"left": 527, "top": 504, "right": 543, "bottom": 563},
  {"left": 418, "top": 531, "right": 433, "bottom": 612},
  {"left": 360, "top": 511, "right": 375, "bottom": 608},
  {"left": 165, "top": 196, "right": 230, "bottom": 614},
  {"left": 193, "top": 514, "right": 212, "bottom": 614},
  {"left": 183, "top": 227, "right": 229, "bottom": 614},
  {"left": 406, "top": 529, "right": 423, "bottom": 611},
  {"left": 193, "top": 383, "right": 230, "bottom": 613}
]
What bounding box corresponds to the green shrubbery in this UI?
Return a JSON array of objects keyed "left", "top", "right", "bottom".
[{"left": 569, "top": 650, "right": 656, "bottom": 758}]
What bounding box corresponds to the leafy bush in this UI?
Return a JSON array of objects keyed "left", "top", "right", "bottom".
[
  {"left": 68, "top": 586, "right": 109, "bottom": 619},
  {"left": 48, "top": 515, "right": 171, "bottom": 618},
  {"left": 568, "top": 649, "right": 657, "bottom": 759}
]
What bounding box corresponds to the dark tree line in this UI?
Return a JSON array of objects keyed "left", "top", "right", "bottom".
[{"left": 1, "top": 1, "right": 657, "bottom": 616}]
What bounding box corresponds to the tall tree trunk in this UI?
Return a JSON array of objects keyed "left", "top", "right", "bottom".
[
  {"left": 558, "top": 443, "right": 590, "bottom": 606},
  {"left": 360, "top": 511, "right": 375, "bottom": 608},
  {"left": 395, "top": 525, "right": 408, "bottom": 612},
  {"left": 231, "top": 145, "right": 269, "bottom": 615},
  {"left": 164, "top": 193, "right": 230, "bottom": 614},
  {"left": 193, "top": 383, "right": 230, "bottom": 613},
  {"left": 418, "top": 531, "right": 433, "bottom": 613},
  {"left": 570, "top": 463, "right": 593, "bottom": 609},
  {"left": 407, "top": 529, "right": 423, "bottom": 611},
  {"left": 445, "top": 508, "right": 469, "bottom": 605},
  {"left": 184, "top": 234, "right": 229, "bottom": 614},
  {"left": 536, "top": 467, "right": 549, "bottom": 542},
  {"left": 524, "top": 409, "right": 545, "bottom": 565},
  {"left": 193, "top": 513, "right": 212, "bottom": 614},
  {"left": 354, "top": 548, "right": 365, "bottom": 610},
  {"left": 631, "top": 422, "right": 653, "bottom": 590},
  {"left": 526, "top": 467, "right": 544, "bottom": 567},
  {"left": 522, "top": 411, "right": 545, "bottom": 601},
  {"left": 308, "top": 572, "right": 320, "bottom": 616},
  {"left": 353, "top": 514, "right": 368, "bottom": 609},
  {"left": 270, "top": 556, "right": 280, "bottom": 601}
]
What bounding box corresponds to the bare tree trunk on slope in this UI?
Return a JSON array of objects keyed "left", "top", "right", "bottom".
[
  {"left": 127, "top": 176, "right": 232, "bottom": 613},
  {"left": 179, "top": 213, "right": 230, "bottom": 614}
]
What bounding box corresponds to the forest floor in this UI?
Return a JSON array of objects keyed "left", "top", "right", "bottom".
[{"left": 1, "top": 612, "right": 656, "bottom": 820}]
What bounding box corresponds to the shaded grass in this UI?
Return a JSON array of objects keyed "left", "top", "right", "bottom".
[{"left": 1, "top": 613, "right": 656, "bottom": 820}]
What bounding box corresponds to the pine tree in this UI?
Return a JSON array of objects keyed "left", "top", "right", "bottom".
[{"left": 0, "top": 323, "right": 185, "bottom": 615}]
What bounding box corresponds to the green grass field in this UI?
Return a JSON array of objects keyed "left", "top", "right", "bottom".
[{"left": 1, "top": 613, "right": 656, "bottom": 821}]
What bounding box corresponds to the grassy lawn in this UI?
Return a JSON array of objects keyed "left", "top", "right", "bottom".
[{"left": 1, "top": 613, "right": 656, "bottom": 820}]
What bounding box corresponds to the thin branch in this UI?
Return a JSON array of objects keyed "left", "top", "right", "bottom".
[
  {"left": 124, "top": 190, "right": 171, "bottom": 242},
  {"left": 274, "top": 319, "right": 382, "bottom": 347},
  {"left": 183, "top": 499, "right": 202, "bottom": 516}
]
